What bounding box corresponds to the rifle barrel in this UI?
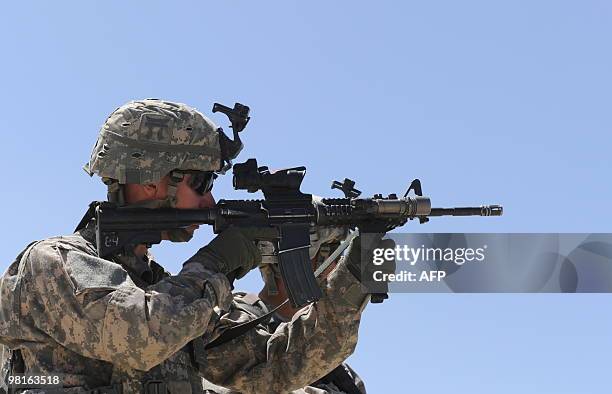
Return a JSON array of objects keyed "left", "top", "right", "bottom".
[{"left": 428, "top": 205, "right": 503, "bottom": 217}]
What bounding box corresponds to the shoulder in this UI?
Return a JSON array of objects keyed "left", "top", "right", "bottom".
[
  {"left": 21, "top": 235, "right": 84, "bottom": 275},
  {"left": 25, "top": 232, "right": 96, "bottom": 265},
  {"left": 24, "top": 234, "right": 130, "bottom": 294}
]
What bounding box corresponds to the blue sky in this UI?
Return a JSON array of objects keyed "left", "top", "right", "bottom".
[{"left": 1, "top": 1, "right": 610, "bottom": 392}]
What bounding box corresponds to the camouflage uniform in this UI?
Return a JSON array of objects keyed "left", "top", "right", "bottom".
[
  {"left": 0, "top": 222, "right": 367, "bottom": 393},
  {"left": 201, "top": 293, "right": 367, "bottom": 394},
  {"left": 0, "top": 99, "right": 369, "bottom": 393}
]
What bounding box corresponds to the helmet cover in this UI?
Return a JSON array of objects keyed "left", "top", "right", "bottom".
[{"left": 85, "top": 99, "right": 221, "bottom": 184}]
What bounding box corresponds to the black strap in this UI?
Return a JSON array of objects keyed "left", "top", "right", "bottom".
[
  {"left": 10, "top": 351, "right": 23, "bottom": 375},
  {"left": 85, "top": 384, "right": 122, "bottom": 394},
  {"left": 142, "top": 380, "right": 166, "bottom": 394},
  {"left": 204, "top": 303, "right": 283, "bottom": 350},
  {"left": 318, "top": 364, "right": 362, "bottom": 394},
  {"left": 75, "top": 202, "right": 97, "bottom": 232}
]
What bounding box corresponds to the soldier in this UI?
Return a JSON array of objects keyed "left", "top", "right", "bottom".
[{"left": 0, "top": 99, "right": 392, "bottom": 394}]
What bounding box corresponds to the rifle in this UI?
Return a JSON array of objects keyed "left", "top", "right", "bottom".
[{"left": 87, "top": 158, "right": 502, "bottom": 308}]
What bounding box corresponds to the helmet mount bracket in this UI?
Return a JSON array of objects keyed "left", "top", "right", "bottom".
[{"left": 212, "top": 102, "right": 250, "bottom": 173}]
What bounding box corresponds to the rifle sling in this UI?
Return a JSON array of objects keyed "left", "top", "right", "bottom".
[
  {"left": 319, "top": 364, "right": 363, "bottom": 394},
  {"left": 75, "top": 202, "right": 96, "bottom": 232},
  {"left": 204, "top": 302, "right": 285, "bottom": 350}
]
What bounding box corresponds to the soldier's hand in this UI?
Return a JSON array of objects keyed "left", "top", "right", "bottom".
[
  {"left": 345, "top": 233, "right": 396, "bottom": 302},
  {"left": 257, "top": 225, "right": 349, "bottom": 267},
  {"left": 189, "top": 226, "right": 278, "bottom": 280},
  {"left": 309, "top": 225, "right": 349, "bottom": 259}
]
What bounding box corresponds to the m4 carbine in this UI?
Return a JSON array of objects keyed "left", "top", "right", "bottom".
[{"left": 88, "top": 158, "right": 502, "bottom": 308}]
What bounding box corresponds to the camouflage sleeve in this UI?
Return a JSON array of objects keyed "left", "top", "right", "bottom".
[
  {"left": 200, "top": 257, "right": 368, "bottom": 393},
  {"left": 22, "top": 240, "right": 233, "bottom": 371}
]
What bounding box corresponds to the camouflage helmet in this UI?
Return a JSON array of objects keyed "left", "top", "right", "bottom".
[{"left": 85, "top": 99, "right": 222, "bottom": 185}]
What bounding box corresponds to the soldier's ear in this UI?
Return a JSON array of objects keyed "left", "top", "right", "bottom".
[
  {"left": 143, "top": 183, "right": 159, "bottom": 198},
  {"left": 124, "top": 182, "right": 159, "bottom": 201},
  {"left": 123, "top": 182, "right": 158, "bottom": 204},
  {"left": 143, "top": 183, "right": 157, "bottom": 192},
  {"left": 151, "top": 175, "right": 173, "bottom": 200}
]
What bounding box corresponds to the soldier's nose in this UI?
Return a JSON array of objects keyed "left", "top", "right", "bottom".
[{"left": 199, "top": 192, "right": 216, "bottom": 209}]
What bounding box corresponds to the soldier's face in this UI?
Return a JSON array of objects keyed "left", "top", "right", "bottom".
[
  {"left": 124, "top": 174, "right": 216, "bottom": 236},
  {"left": 127, "top": 174, "right": 215, "bottom": 237},
  {"left": 173, "top": 174, "right": 216, "bottom": 235},
  {"left": 174, "top": 174, "right": 216, "bottom": 210}
]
